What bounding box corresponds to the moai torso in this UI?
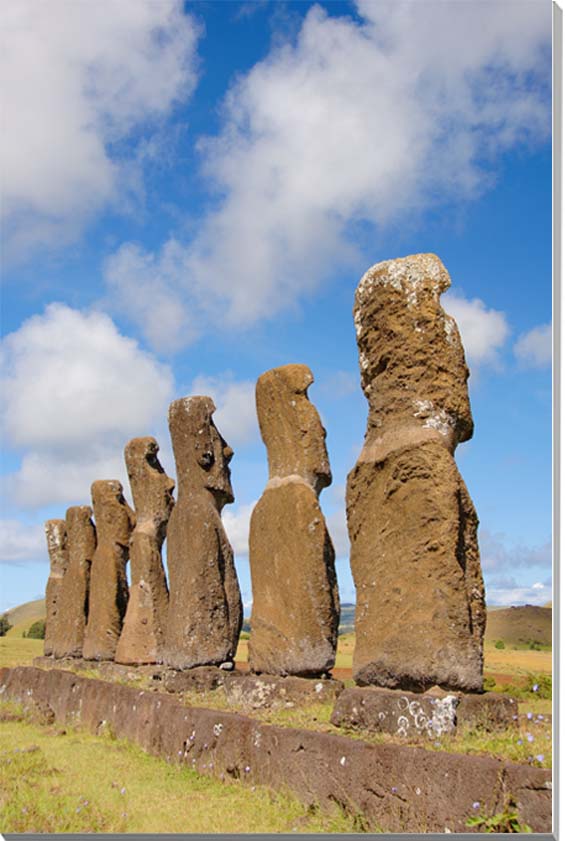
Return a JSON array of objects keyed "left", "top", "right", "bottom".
[
  {"left": 44, "top": 519, "right": 68, "bottom": 656},
  {"left": 163, "top": 396, "right": 242, "bottom": 669},
  {"left": 82, "top": 481, "right": 134, "bottom": 661},
  {"left": 249, "top": 364, "right": 340, "bottom": 677},
  {"left": 115, "top": 437, "right": 174, "bottom": 665},
  {"left": 52, "top": 506, "right": 96, "bottom": 658},
  {"left": 347, "top": 253, "right": 486, "bottom": 692}
]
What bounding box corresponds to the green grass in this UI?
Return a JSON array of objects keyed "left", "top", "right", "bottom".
[
  {"left": 0, "top": 709, "right": 365, "bottom": 834},
  {"left": 0, "top": 636, "right": 43, "bottom": 668}
]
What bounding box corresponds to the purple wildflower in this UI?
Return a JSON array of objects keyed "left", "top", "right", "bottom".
[
  {"left": 472, "top": 802, "right": 480, "bottom": 810},
  {"left": 536, "top": 754, "right": 545, "bottom": 763},
  {"left": 527, "top": 733, "right": 534, "bottom": 743}
]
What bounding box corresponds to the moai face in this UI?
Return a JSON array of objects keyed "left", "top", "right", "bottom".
[
  {"left": 91, "top": 480, "right": 135, "bottom": 544},
  {"left": 168, "top": 396, "right": 234, "bottom": 509},
  {"left": 124, "top": 437, "right": 175, "bottom": 526},
  {"left": 256, "top": 364, "right": 331, "bottom": 495}
]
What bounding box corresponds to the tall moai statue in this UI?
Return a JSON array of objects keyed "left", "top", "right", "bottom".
[
  {"left": 43, "top": 519, "right": 68, "bottom": 656},
  {"left": 163, "top": 397, "right": 242, "bottom": 669},
  {"left": 347, "top": 253, "right": 486, "bottom": 692},
  {"left": 248, "top": 364, "right": 340, "bottom": 677},
  {"left": 52, "top": 506, "right": 96, "bottom": 658},
  {"left": 115, "top": 437, "right": 174, "bottom": 665},
  {"left": 83, "top": 481, "right": 135, "bottom": 661}
]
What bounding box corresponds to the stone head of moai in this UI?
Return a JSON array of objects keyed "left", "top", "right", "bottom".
[
  {"left": 124, "top": 437, "right": 174, "bottom": 535},
  {"left": 44, "top": 519, "right": 68, "bottom": 578},
  {"left": 354, "top": 253, "right": 473, "bottom": 455},
  {"left": 168, "top": 396, "right": 234, "bottom": 509},
  {"left": 256, "top": 364, "right": 331, "bottom": 496},
  {"left": 91, "top": 480, "right": 136, "bottom": 544}
]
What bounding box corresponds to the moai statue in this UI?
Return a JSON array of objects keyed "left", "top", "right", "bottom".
[
  {"left": 82, "top": 481, "right": 135, "bottom": 661},
  {"left": 248, "top": 364, "right": 340, "bottom": 677},
  {"left": 163, "top": 397, "right": 242, "bottom": 669},
  {"left": 115, "top": 438, "right": 174, "bottom": 665},
  {"left": 347, "top": 253, "right": 486, "bottom": 692},
  {"left": 52, "top": 506, "right": 96, "bottom": 658},
  {"left": 43, "top": 519, "right": 68, "bottom": 656}
]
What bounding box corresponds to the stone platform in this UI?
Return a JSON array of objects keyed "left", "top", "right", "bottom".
[
  {"left": 32, "top": 656, "right": 343, "bottom": 710},
  {"left": 0, "top": 666, "right": 551, "bottom": 833},
  {"left": 331, "top": 686, "right": 518, "bottom": 738}
]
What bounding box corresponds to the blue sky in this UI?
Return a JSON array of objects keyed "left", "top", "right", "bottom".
[{"left": 0, "top": 0, "right": 553, "bottom": 614}]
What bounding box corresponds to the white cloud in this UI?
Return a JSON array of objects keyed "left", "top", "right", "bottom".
[
  {"left": 2, "top": 0, "right": 200, "bottom": 258},
  {"left": 103, "top": 241, "right": 196, "bottom": 353},
  {"left": 0, "top": 520, "right": 45, "bottom": 565},
  {"left": 190, "top": 374, "right": 258, "bottom": 447},
  {"left": 222, "top": 502, "right": 256, "bottom": 557},
  {"left": 1, "top": 304, "right": 174, "bottom": 508},
  {"left": 105, "top": 1, "right": 550, "bottom": 347},
  {"left": 443, "top": 292, "right": 510, "bottom": 367},
  {"left": 486, "top": 578, "right": 552, "bottom": 608},
  {"left": 514, "top": 323, "right": 552, "bottom": 368},
  {"left": 480, "top": 529, "right": 552, "bottom": 574}
]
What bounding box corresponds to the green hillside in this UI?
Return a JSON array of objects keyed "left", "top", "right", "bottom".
[{"left": 4, "top": 598, "right": 45, "bottom": 638}]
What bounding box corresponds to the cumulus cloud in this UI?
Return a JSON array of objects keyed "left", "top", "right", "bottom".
[
  {"left": 222, "top": 501, "right": 256, "bottom": 557},
  {"left": 514, "top": 323, "right": 552, "bottom": 368},
  {"left": 1, "top": 304, "right": 174, "bottom": 508},
  {"left": 479, "top": 529, "right": 552, "bottom": 574},
  {"left": 105, "top": 0, "right": 550, "bottom": 348},
  {"left": 2, "top": 0, "right": 200, "bottom": 258},
  {"left": 485, "top": 576, "right": 552, "bottom": 608},
  {"left": 0, "top": 520, "right": 45, "bottom": 565},
  {"left": 443, "top": 292, "right": 510, "bottom": 367},
  {"left": 190, "top": 374, "right": 258, "bottom": 447}
]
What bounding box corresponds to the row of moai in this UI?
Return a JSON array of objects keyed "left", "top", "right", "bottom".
[{"left": 44, "top": 253, "right": 486, "bottom": 692}]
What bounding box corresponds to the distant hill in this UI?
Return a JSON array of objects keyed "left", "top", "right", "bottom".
[
  {"left": 4, "top": 598, "right": 45, "bottom": 637},
  {"left": 338, "top": 603, "right": 355, "bottom": 635},
  {"left": 2, "top": 598, "right": 552, "bottom": 648},
  {"left": 485, "top": 604, "right": 551, "bottom": 648}
]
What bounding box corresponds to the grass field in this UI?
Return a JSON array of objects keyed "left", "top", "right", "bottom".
[
  {"left": 0, "top": 708, "right": 361, "bottom": 834},
  {"left": 0, "top": 625, "right": 552, "bottom": 834}
]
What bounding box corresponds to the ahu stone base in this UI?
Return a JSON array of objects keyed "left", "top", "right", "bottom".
[
  {"left": 331, "top": 686, "right": 518, "bottom": 738},
  {"left": 0, "top": 667, "right": 551, "bottom": 833},
  {"left": 32, "top": 656, "right": 343, "bottom": 710}
]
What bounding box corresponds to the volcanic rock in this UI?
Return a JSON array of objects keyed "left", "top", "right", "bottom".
[
  {"left": 331, "top": 686, "right": 517, "bottom": 737},
  {"left": 249, "top": 364, "right": 339, "bottom": 676},
  {"left": 115, "top": 438, "right": 174, "bottom": 665},
  {"left": 43, "top": 519, "right": 68, "bottom": 656},
  {"left": 163, "top": 396, "right": 242, "bottom": 669},
  {"left": 51, "top": 506, "right": 96, "bottom": 658},
  {"left": 347, "top": 254, "right": 486, "bottom": 692},
  {"left": 82, "top": 481, "right": 134, "bottom": 661}
]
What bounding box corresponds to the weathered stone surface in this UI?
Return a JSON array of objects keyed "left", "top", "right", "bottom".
[
  {"left": 347, "top": 254, "right": 486, "bottom": 691},
  {"left": 83, "top": 481, "right": 134, "bottom": 661},
  {"left": 51, "top": 506, "right": 96, "bottom": 658},
  {"left": 222, "top": 673, "right": 344, "bottom": 710},
  {"left": 163, "top": 666, "right": 227, "bottom": 694},
  {"left": 249, "top": 365, "right": 339, "bottom": 677},
  {"left": 331, "top": 687, "right": 517, "bottom": 738},
  {"left": 163, "top": 397, "right": 242, "bottom": 669},
  {"left": 43, "top": 519, "right": 68, "bottom": 656},
  {"left": 0, "top": 667, "right": 551, "bottom": 833},
  {"left": 115, "top": 438, "right": 174, "bottom": 665}
]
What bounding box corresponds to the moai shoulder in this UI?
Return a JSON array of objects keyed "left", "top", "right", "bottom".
[
  {"left": 44, "top": 519, "right": 68, "bottom": 657},
  {"left": 249, "top": 364, "right": 340, "bottom": 677},
  {"left": 347, "top": 253, "right": 485, "bottom": 692},
  {"left": 82, "top": 480, "right": 134, "bottom": 661},
  {"left": 115, "top": 437, "right": 174, "bottom": 665},
  {"left": 52, "top": 505, "right": 96, "bottom": 659},
  {"left": 163, "top": 396, "right": 242, "bottom": 669}
]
